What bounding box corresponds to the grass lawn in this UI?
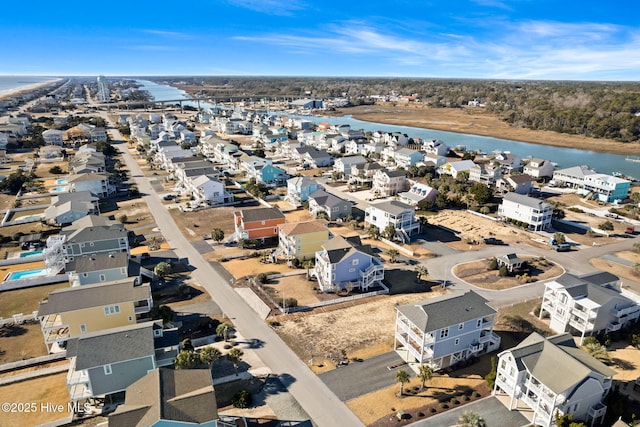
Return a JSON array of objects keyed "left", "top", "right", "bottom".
[
  {"left": 0, "top": 372, "right": 72, "bottom": 427},
  {"left": 0, "top": 282, "right": 68, "bottom": 318},
  {"left": 0, "top": 321, "right": 49, "bottom": 363},
  {"left": 169, "top": 206, "right": 237, "bottom": 242}
]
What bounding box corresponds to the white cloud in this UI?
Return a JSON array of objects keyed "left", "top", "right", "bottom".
[
  {"left": 140, "top": 29, "right": 191, "bottom": 39},
  {"left": 225, "top": 0, "right": 307, "bottom": 16}
]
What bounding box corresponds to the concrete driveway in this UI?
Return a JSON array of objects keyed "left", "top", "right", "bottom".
[{"left": 320, "top": 352, "right": 410, "bottom": 401}]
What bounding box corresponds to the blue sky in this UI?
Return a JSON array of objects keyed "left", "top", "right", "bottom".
[{"left": 2, "top": 0, "right": 639, "bottom": 80}]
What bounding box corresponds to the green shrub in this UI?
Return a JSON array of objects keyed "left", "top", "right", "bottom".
[{"left": 231, "top": 390, "right": 252, "bottom": 408}]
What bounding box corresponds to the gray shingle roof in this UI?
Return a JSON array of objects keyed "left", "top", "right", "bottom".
[
  {"left": 369, "top": 200, "right": 414, "bottom": 216},
  {"left": 65, "top": 251, "right": 129, "bottom": 273},
  {"left": 397, "top": 290, "right": 495, "bottom": 332},
  {"left": 309, "top": 189, "right": 348, "bottom": 208},
  {"left": 108, "top": 368, "right": 218, "bottom": 427},
  {"left": 502, "top": 192, "right": 552, "bottom": 210},
  {"left": 237, "top": 207, "right": 285, "bottom": 223},
  {"left": 66, "top": 322, "right": 156, "bottom": 370}
]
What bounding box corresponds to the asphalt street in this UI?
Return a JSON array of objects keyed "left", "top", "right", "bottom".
[{"left": 108, "top": 124, "right": 365, "bottom": 427}]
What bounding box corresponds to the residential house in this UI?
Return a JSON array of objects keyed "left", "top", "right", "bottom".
[
  {"left": 186, "top": 175, "right": 233, "bottom": 206},
  {"left": 42, "top": 129, "right": 65, "bottom": 145},
  {"left": 372, "top": 169, "right": 407, "bottom": 197},
  {"left": 275, "top": 220, "right": 331, "bottom": 262},
  {"left": 394, "top": 148, "right": 423, "bottom": 169},
  {"left": 437, "top": 160, "right": 476, "bottom": 179},
  {"left": 494, "top": 332, "right": 616, "bottom": 427},
  {"left": 496, "top": 253, "right": 526, "bottom": 273},
  {"left": 284, "top": 176, "right": 323, "bottom": 207},
  {"left": 524, "top": 158, "right": 555, "bottom": 180},
  {"left": 302, "top": 147, "right": 333, "bottom": 168},
  {"left": 349, "top": 162, "right": 384, "bottom": 187},
  {"left": 37, "top": 279, "right": 152, "bottom": 352},
  {"left": 233, "top": 207, "right": 285, "bottom": 242},
  {"left": 38, "top": 145, "right": 64, "bottom": 162},
  {"left": 365, "top": 200, "right": 420, "bottom": 243},
  {"left": 312, "top": 235, "right": 384, "bottom": 293},
  {"left": 488, "top": 151, "right": 522, "bottom": 174},
  {"left": 581, "top": 174, "right": 631, "bottom": 203},
  {"left": 500, "top": 174, "right": 533, "bottom": 194},
  {"left": 394, "top": 290, "right": 501, "bottom": 370},
  {"left": 333, "top": 156, "right": 367, "bottom": 179},
  {"left": 108, "top": 368, "right": 237, "bottom": 427},
  {"left": 66, "top": 251, "right": 139, "bottom": 286},
  {"left": 422, "top": 139, "right": 449, "bottom": 157},
  {"left": 89, "top": 127, "right": 108, "bottom": 143},
  {"left": 498, "top": 192, "right": 552, "bottom": 231},
  {"left": 65, "top": 321, "right": 179, "bottom": 401},
  {"left": 308, "top": 189, "right": 352, "bottom": 221},
  {"left": 68, "top": 173, "right": 114, "bottom": 198},
  {"left": 44, "top": 191, "right": 100, "bottom": 226},
  {"left": 553, "top": 165, "right": 597, "bottom": 188},
  {"left": 539, "top": 272, "right": 640, "bottom": 343},
  {"left": 469, "top": 162, "right": 502, "bottom": 186},
  {"left": 398, "top": 182, "right": 439, "bottom": 208}
]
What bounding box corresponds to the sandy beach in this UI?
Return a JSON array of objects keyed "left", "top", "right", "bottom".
[{"left": 0, "top": 79, "right": 63, "bottom": 102}]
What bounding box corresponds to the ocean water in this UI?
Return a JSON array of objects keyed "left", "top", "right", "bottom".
[{"left": 0, "top": 75, "right": 58, "bottom": 94}]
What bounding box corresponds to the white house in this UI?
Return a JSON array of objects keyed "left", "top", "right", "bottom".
[
  {"left": 437, "top": 160, "right": 476, "bottom": 179},
  {"left": 68, "top": 173, "right": 115, "bottom": 198},
  {"left": 43, "top": 129, "right": 65, "bottom": 145},
  {"left": 422, "top": 139, "right": 449, "bottom": 157},
  {"left": 394, "top": 148, "right": 423, "bottom": 169},
  {"left": 524, "top": 158, "right": 555, "bottom": 180},
  {"left": 553, "top": 165, "right": 597, "bottom": 188},
  {"left": 371, "top": 169, "right": 407, "bottom": 197},
  {"left": 494, "top": 332, "right": 616, "bottom": 427},
  {"left": 539, "top": 271, "right": 640, "bottom": 343},
  {"left": 394, "top": 290, "right": 501, "bottom": 371},
  {"left": 364, "top": 200, "right": 419, "bottom": 243},
  {"left": 333, "top": 156, "right": 367, "bottom": 178},
  {"left": 498, "top": 192, "right": 552, "bottom": 231},
  {"left": 398, "top": 182, "right": 439, "bottom": 208},
  {"left": 186, "top": 175, "right": 233, "bottom": 206}
]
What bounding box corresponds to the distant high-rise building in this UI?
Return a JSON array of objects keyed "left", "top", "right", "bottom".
[{"left": 96, "top": 75, "right": 109, "bottom": 102}]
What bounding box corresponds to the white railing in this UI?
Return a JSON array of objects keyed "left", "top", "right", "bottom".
[{"left": 0, "top": 311, "right": 39, "bottom": 327}]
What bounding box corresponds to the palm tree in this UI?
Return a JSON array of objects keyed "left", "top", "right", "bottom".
[
  {"left": 395, "top": 369, "right": 410, "bottom": 396},
  {"left": 199, "top": 346, "right": 222, "bottom": 369},
  {"left": 302, "top": 259, "right": 315, "bottom": 280},
  {"left": 583, "top": 342, "right": 611, "bottom": 363},
  {"left": 216, "top": 323, "right": 231, "bottom": 342},
  {"left": 415, "top": 265, "right": 428, "bottom": 282},
  {"left": 417, "top": 364, "right": 433, "bottom": 390},
  {"left": 458, "top": 411, "right": 486, "bottom": 427},
  {"left": 227, "top": 347, "right": 244, "bottom": 375},
  {"left": 174, "top": 350, "right": 199, "bottom": 369},
  {"left": 386, "top": 249, "right": 400, "bottom": 263}
]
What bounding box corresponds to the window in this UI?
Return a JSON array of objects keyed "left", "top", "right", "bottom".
[
  {"left": 352, "top": 259, "right": 359, "bottom": 266},
  {"left": 455, "top": 338, "right": 460, "bottom": 346},
  {"left": 261, "top": 220, "right": 266, "bottom": 225},
  {"left": 128, "top": 316, "right": 133, "bottom": 322},
  {"left": 349, "top": 268, "right": 355, "bottom": 273},
  {"left": 104, "top": 364, "right": 112, "bottom": 375},
  {"left": 458, "top": 323, "right": 464, "bottom": 330},
  {"left": 80, "top": 324, "right": 87, "bottom": 333},
  {"left": 153, "top": 329, "right": 163, "bottom": 337},
  {"left": 440, "top": 327, "right": 449, "bottom": 338},
  {"left": 99, "top": 274, "right": 106, "bottom": 282},
  {"left": 477, "top": 319, "right": 482, "bottom": 328},
  {"left": 104, "top": 305, "right": 120, "bottom": 315},
  {"left": 500, "top": 360, "right": 506, "bottom": 370}
]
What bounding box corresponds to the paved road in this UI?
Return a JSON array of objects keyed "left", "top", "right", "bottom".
[{"left": 108, "top": 124, "right": 364, "bottom": 427}]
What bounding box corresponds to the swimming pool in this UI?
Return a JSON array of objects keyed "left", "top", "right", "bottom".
[
  {"left": 52, "top": 186, "right": 68, "bottom": 193},
  {"left": 55, "top": 179, "right": 68, "bottom": 185},
  {"left": 19, "top": 250, "right": 43, "bottom": 258},
  {"left": 5, "top": 268, "right": 48, "bottom": 281}
]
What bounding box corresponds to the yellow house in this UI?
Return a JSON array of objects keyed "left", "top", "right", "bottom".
[
  {"left": 37, "top": 278, "right": 152, "bottom": 353},
  {"left": 275, "top": 220, "right": 331, "bottom": 262}
]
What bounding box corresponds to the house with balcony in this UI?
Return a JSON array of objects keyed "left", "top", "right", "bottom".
[
  {"left": 394, "top": 148, "right": 423, "bottom": 169},
  {"left": 233, "top": 207, "right": 285, "bottom": 242},
  {"left": 539, "top": 272, "right": 640, "bottom": 344},
  {"left": 349, "top": 162, "right": 383, "bottom": 187},
  {"left": 422, "top": 139, "right": 449, "bottom": 157},
  {"left": 108, "top": 367, "right": 239, "bottom": 427},
  {"left": 66, "top": 251, "right": 139, "bottom": 286},
  {"left": 494, "top": 332, "right": 616, "bottom": 427},
  {"left": 274, "top": 220, "right": 331, "bottom": 262},
  {"left": 44, "top": 191, "right": 99, "bottom": 226},
  {"left": 498, "top": 192, "right": 552, "bottom": 231},
  {"left": 185, "top": 174, "right": 233, "bottom": 206},
  {"left": 553, "top": 165, "right": 597, "bottom": 188},
  {"left": 398, "top": 182, "right": 438, "bottom": 208},
  {"left": 68, "top": 173, "right": 114, "bottom": 198},
  {"left": 311, "top": 235, "right": 384, "bottom": 293},
  {"left": 372, "top": 169, "right": 407, "bottom": 197},
  {"left": 42, "top": 129, "right": 65, "bottom": 145},
  {"left": 333, "top": 155, "right": 367, "bottom": 179},
  {"left": 65, "top": 321, "right": 179, "bottom": 402},
  {"left": 308, "top": 189, "right": 352, "bottom": 221},
  {"left": 469, "top": 162, "right": 502, "bottom": 186},
  {"left": 499, "top": 174, "right": 533, "bottom": 194},
  {"left": 61, "top": 215, "right": 129, "bottom": 258},
  {"left": 524, "top": 158, "right": 555, "bottom": 180},
  {"left": 488, "top": 151, "right": 522, "bottom": 174},
  {"left": 37, "top": 278, "right": 152, "bottom": 352},
  {"left": 364, "top": 200, "right": 419, "bottom": 243},
  {"left": 581, "top": 173, "right": 631, "bottom": 203},
  {"left": 284, "top": 176, "right": 323, "bottom": 207},
  {"left": 394, "top": 290, "right": 501, "bottom": 371}
]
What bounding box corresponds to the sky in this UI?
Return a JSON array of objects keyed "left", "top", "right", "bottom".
[{"left": 1, "top": 0, "right": 640, "bottom": 80}]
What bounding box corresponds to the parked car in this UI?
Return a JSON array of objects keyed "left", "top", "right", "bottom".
[
  {"left": 553, "top": 243, "right": 571, "bottom": 252},
  {"left": 484, "top": 237, "right": 505, "bottom": 245},
  {"left": 163, "top": 194, "right": 175, "bottom": 201}
]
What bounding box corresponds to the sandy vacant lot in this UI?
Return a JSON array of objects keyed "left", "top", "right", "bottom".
[
  {"left": 276, "top": 290, "right": 445, "bottom": 371},
  {"left": 454, "top": 257, "right": 564, "bottom": 290}
]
